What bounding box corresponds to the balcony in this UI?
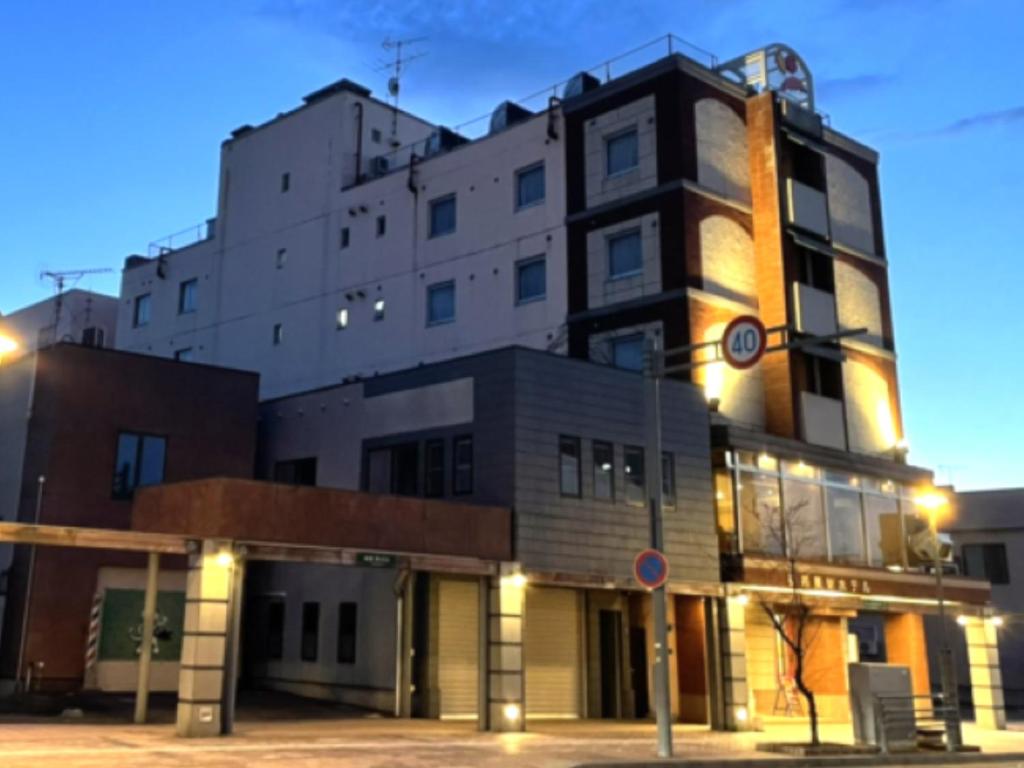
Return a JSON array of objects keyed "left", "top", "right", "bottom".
[
  {"left": 793, "top": 282, "right": 838, "bottom": 337},
  {"left": 786, "top": 178, "right": 829, "bottom": 239},
  {"left": 800, "top": 391, "right": 847, "bottom": 450}
]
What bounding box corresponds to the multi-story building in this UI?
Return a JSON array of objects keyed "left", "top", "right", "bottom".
[
  {"left": 1, "top": 290, "right": 117, "bottom": 360},
  {"left": 10, "top": 39, "right": 1004, "bottom": 733}
]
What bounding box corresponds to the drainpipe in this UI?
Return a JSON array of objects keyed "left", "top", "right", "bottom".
[{"left": 353, "top": 102, "right": 365, "bottom": 185}]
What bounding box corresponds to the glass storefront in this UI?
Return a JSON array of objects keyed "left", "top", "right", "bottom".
[{"left": 718, "top": 450, "right": 923, "bottom": 569}]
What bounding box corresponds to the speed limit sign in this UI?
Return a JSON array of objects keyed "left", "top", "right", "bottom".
[{"left": 721, "top": 315, "right": 767, "bottom": 369}]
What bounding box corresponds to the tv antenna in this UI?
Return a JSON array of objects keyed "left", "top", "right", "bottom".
[
  {"left": 40, "top": 267, "right": 114, "bottom": 333},
  {"left": 379, "top": 36, "right": 427, "bottom": 138}
]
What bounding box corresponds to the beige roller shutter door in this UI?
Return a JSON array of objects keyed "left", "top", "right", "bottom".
[
  {"left": 437, "top": 578, "right": 479, "bottom": 719},
  {"left": 525, "top": 587, "right": 581, "bottom": 718}
]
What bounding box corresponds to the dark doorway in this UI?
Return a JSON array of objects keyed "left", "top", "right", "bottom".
[
  {"left": 629, "top": 626, "right": 650, "bottom": 718},
  {"left": 599, "top": 609, "right": 623, "bottom": 718}
]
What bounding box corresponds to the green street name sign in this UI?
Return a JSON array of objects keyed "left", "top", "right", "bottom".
[{"left": 356, "top": 552, "right": 397, "bottom": 568}]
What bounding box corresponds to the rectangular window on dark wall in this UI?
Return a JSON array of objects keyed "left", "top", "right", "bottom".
[
  {"left": 112, "top": 432, "right": 166, "bottom": 498},
  {"left": 273, "top": 457, "right": 317, "bottom": 486},
  {"left": 593, "top": 441, "right": 614, "bottom": 500},
  {"left": 266, "top": 598, "right": 284, "bottom": 660},
  {"left": 661, "top": 452, "right": 676, "bottom": 508},
  {"left": 424, "top": 440, "right": 445, "bottom": 497},
  {"left": 611, "top": 334, "right": 644, "bottom": 372},
  {"left": 624, "top": 446, "right": 645, "bottom": 506},
  {"left": 802, "top": 354, "right": 843, "bottom": 399},
  {"left": 607, "top": 230, "right": 643, "bottom": 279},
  {"left": 559, "top": 436, "right": 581, "bottom": 497},
  {"left": 301, "top": 602, "right": 320, "bottom": 662},
  {"left": 337, "top": 602, "right": 358, "bottom": 664},
  {"left": 392, "top": 443, "right": 419, "bottom": 496},
  {"left": 453, "top": 436, "right": 473, "bottom": 495},
  {"left": 340, "top": 227, "right": 350, "bottom": 249},
  {"left": 963, "top": 543, "right": 1010, "bottom": 585},
  {"left": 606, "top": 128, "right": 639, "bottom": 176}
]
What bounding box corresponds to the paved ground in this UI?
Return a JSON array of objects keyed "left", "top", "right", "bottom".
[{"left": 1, "top": 700, "right": 1023, "bottom": 768}]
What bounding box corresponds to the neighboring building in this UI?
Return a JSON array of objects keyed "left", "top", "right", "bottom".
[
  {"left": 942, "top": 489, "right": 1024, "bottom": 712},
  {"left": 0, "top": 343, "right": 258, "bottom": 694},
  {"left": 0, "top": 290, "right": 118, "bottom": 360}
]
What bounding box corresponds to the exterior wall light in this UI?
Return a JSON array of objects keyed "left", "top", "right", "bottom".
[
  {"left": 735, "top": 706, "right": 749, "bottom": 723},
  {"left": 733, "top": 593, "right": 750, "bottom": 606},
  {"left": 216, "top": 550, "right": 234, "bottom": 568},
  {"left": 956, "top": 615, "right": 970, "bottom": 627},
  {"left": 501, "top": 572, "right": 527, "bottom": 589},
  {"left": 990, "top": 616, "right": 1004, "bottom": 628},
  {"left": 503, "top": 703, "right": 521, "bottom": 722}
]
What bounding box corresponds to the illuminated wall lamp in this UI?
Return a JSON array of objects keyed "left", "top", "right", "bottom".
[{"left": 503, "top": 703, "right": 521, "bottom": 722}]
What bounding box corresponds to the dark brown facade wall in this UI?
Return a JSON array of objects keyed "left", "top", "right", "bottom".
[{"left": 746, "top": 93, "right": 797, "bottom": 438}]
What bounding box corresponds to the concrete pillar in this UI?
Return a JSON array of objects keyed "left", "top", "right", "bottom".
[
  {"left": 718, "top": 596, "right": 752, "bottom": 730},
  {"left": 485, "top": 563, "right": 525, "bottom": 732},
  {"left": 884, "top": 613, "right": 931, "bottom": 702},
  {"left": 176, "top": 540, "right": 234, "bottom": 737},
  {"left": 963, "top": 616, "right": 1007, "bottom": 730}
]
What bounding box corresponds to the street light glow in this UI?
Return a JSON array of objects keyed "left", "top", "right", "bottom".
[{"left": 0, "top": 334, "right": 17, "bottom": 356}]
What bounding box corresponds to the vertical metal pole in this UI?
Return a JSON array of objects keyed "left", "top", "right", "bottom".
[
  {"left": 644, "top": 335, "right": 673, "bottom": 758},
  {"left": 934, "top": 534, "right": 962, "bottom": 750},
  {"left": 222, "top": 550, "right": 245, "bottom": 735},
  {"left": 16, "top": 475, "right": 45, "bottom": 692},
  {"left": 134, "top": 551, "right": 160, "bottom": 724}
]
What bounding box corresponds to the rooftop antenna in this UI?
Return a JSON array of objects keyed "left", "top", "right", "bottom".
[
  {"left": 379, "top": 36, "right": 427, "bottom": 139},
  {"left": 40, "top": 267, "right": 113, "bottom": 335}
]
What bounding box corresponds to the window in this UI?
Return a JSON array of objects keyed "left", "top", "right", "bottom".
[
  {"left": 273, "top": 457, "right": 317, "bottom": 486},
  {"left": 112, "top": 432, "right": 166, "bottom": 498},
  {"left": 424, "top": 439, "right": 445, "bottom": 497},
  {"left": 782, "top": 475, "right": 828, "bottom": 560},
  {"left": 276, "top": 248, "right": 287, "bottom": 269},
  {"left": 272, "top": 323, "right": 283, "bottom": 345},
  {"left": 611, "top": 334, "right": 644, "bottom": 372},
  {"left": 738, "top": 470, "right": 784, "bottom": 556},
  {"left": 178, "top": 278, "right": 198, "bottom": 314},
  {"left": 515, "top": 257, "right": 546, "bottom": 304},
  {"left": 826, "top": 486, "right": 865, "bottom": 564},
  {"left": 371, "top": 128, "right": 382, "bottom": 144},
  {"left": 515, "top": 162, "right": 545, "bottom": 209},
  {"left": 559, "top": 436, "right": 581, "bottom": 497},
  {"left": 133, "top": 294, "right": 151, "bottom": 327},
  {"left": 608, "top": 229, "right": 642, "bottom": 279},
  {"left": 787, "top": 140, "right": 825, "bottom": 190},
  {"left": 373, "top": 299, "right": 385, "bottom": 321},
  {"left": 336, "top": 308, "right": 349, "bottom": 329},
  {"left": 797, "top": 246, "right": 834, "bottom": 292},
  {"left": 340, "top": 227, "right": 350, "bottom": 249},
  {"left": 661, "top": 452, "right": 676, "bottom": 508},
  {"left": 427, "top": 281, "right": 456, "bottom": 326},
  {"left": 429, "top": 194, "right": 456, "bottom": 237},
  {"left": 363, "top": 445, "right": 417, "bottom": 495},
  {"left": 266, "top": 598, "right": 284, "bottom": 660},
  {"left": 376, "top": 215, "right": 386, "bottom": 237},
  {"left": 337, "top": 603, "right": 358, "bottom": 664},
  {"left": 963, "top": 543, "right": 1009, "bottom": 585},
  {"left": 301, "top": 602, "right": 320, "bottom": 662},
  {"left": 174, "top": 347, "right": 194, "bottom": 362},
  {"left": 606, "top": 128, "right": 639, "bottom": 176},
  {"left": 801, "top": 353, "right": 843, "bottom": 399},
  {"left": 81, "top": 326, "right": 105, "bottom": 348},
  {"left": 593, "top": 441, "right": 614, "bottom": 500},
  {"left": 453, "top": 436, "right": 473, "bottom": 495},
  {"left": 624, "top": 446, "right": 645, "bottom": 506},
  {"left": 281, "top": 172, "right": 290, "bottom": 192}
]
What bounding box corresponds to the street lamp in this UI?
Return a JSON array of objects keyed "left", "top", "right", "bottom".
[
  {"left": 0, "top": 334, "right": 17, "bottom": 364},
  {"left": 913, "top": 488, "right": 962, "bottom": 750}
]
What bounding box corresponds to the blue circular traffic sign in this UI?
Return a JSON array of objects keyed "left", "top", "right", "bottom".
[{"left": 634, "top": 548, "right": 669, "bottom": 590}]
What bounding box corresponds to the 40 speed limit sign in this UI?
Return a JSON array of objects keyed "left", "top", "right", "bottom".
[{"left": 721, "top": 315, "right": 767, "bottom": 369}]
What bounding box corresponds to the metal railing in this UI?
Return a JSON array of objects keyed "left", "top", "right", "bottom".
[
  {"left": 147, "top": 217, "right": 216, "bottom": 258},
  {"left": 874, "top": 693, "right": 961, "bottom": 753}
]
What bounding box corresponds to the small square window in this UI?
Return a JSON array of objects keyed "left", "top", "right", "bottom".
[
  {"left": 608, "top": 229, "right": 642, "bottom": 279},
  {"left": 174, "top": 347, "right": 194, "bottom": 362},
  {"left": 427, "top": 281, "right": 455, "bottom": 326},
  {"left": 336, "top": 308, "right": 349, "bottom": 329},
  {"left": 373, "top": 299, "right": 385, "bottom": 321},
  {"left": 515, "top": 162, "right": 545, "bottom": 209},
  {"left": 376, "top": 215, "right": 386, "bottom": 237},
  {"left": 276, "top": 248, "right": 287, "bottom": 269},
  {"left": 429, "top": 195, "right": 456, "bottom": 238},
  {"left": 281, "top": 172, "right": 291, "bottom": 192},
  {"left": 371, "top": 128, "right": 382, "bottom": 144},
  {"left": 606, "top": 129, "right": 638, "bottom": 176},
  {"left": 272, "top": 323, "right": 283, "bottom": 345},
  {"left": 340, "top": 227, "right": 350, "bottom": 249},
  {"left": 611, "top": 334, "right": 644, "bottom": 372},
  {"left": 178, "top": 278, "right": 198, "bottom": 314},
  {"left": 515, "top": 257, "right": 546, "bottom": 304},
  {"left": 133, "top": 294, "right": 151, "bottom": 328}
]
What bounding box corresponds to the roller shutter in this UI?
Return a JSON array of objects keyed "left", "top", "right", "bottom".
[
  {"left": 525, "top": 587, "right": 581, "bottom": 718},
  {"left": 437, "top": 578, "right": 479, "bottom": 719}
]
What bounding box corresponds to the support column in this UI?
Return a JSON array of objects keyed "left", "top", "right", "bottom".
[
  {"left": 964, "top": 616, "right": 1007, "bottom": 730},
  {"left": 485, "top": 563, "right": 525, "bottom": 732},
  {"left": 718, "top": 596, "right": 752, "bottom": 730},
  {"left": 134, "top": 552, "right": 160, "bottom": 724},
  {"left": 395, "top": 570, "right": 414, "bottom": 719},
  {"left": 884, "top": 613, "right": 931, "bottom": 701},
  {"left": 176, "top": 540, "right": 234, "bottom": 738}
]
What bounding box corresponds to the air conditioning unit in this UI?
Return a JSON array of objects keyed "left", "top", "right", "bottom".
[{"left": 370, "top": 156, "right": 390, "bottom": 176}]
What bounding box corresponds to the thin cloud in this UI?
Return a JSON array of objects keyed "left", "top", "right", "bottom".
[
  {"left": 890, "top": 105, "right": 1024, "bottom": 140},
  {"left": 816, "top": 73, "right": 896, "bottom": 100}
]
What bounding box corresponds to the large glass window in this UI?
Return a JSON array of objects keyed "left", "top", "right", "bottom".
[
  {"left": 714, "top": 469, "right": 737, "bottom": 553},
  {"left": 826, "top": 487, "right": 866, "bottom": 564},
  {"left": 429, "top": 194, "right": 456, "bottom": 237},
  {"left": 624, "top": 446, "right": 645, "bottom": 506},
  {"left": 113, "top": 432, "right": 166, "bottom": 498},
  {"left": 606, "top": 128, "right": 638, "bottom": 176},
  {"left": 593, "top": 441, "right": 614, "bottom": 500},
  {"left": 515, "top": 162, "right": 545, "bottom": 209},
  {"left": 739, "top": 470, "right": 784, "bottom": 556},
  {"left": 559, "top": 436, "right": 581, "bottom": 497},
  {"left": 427, "top": 281, "right": 455, "bottom": 326},
  {"left": 608, "top": 230, "right": 642, "bottom": 279},
  {"left": 863, "top": 493, "right": 903, "bottom": 568},
  {"left": 781, "top": 476, "right": 827, "bottom": 561}
]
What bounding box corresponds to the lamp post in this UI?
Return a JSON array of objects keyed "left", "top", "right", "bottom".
[
  {"left": 0, "top": 334, "right": 17, "bottom": 365},
  {"left": 914, "top": 490, "right": 962, "bottom": 750}
]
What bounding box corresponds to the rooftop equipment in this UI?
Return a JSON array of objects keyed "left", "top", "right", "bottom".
[
  {"left": 489, "top": 101, "right": 533, "bottom": 135},
  {"left": 562, "top": 71, "right": 601, "bottom": 99}
]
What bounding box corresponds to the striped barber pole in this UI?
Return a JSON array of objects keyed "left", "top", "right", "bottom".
[{"left": 83, "top": 589, "right": 103, "bottom": 687}]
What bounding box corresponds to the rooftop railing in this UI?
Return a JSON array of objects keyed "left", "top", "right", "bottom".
[{"left": 147, "top": 217, "right": 216, "bottom": 258}]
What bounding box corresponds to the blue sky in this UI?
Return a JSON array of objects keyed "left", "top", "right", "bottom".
[{"left": 1, "top": 1, "right": 1021, "bottom": 489}]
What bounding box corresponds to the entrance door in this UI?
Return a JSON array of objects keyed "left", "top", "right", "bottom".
[
  {"left": 437, "top": 578, "right": 479, "bottom": 719},
  {"left": 629, "top": 626, "right": 650, "bottom": 718},
  {"left": 599, "top": 609, "right": 623, "bottom": 718}
]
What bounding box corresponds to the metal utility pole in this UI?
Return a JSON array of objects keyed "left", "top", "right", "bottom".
[
  {"left": 931, "top": 517, "right": 962, "bottom": 750},
  {"left": 134, "top": 552, "right": 160, "bottom": 724},
  {"left": 643, "top": 334, "right": 673, "bottom": 758},
  {"left": 16, "top": 475, "right": 45, "bottom": 692}
]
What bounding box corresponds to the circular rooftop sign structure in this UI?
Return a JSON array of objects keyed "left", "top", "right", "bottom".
[
  {"left": 634, "top": 548, "right": 669, "bottom": 590},
  {"left": 721, "top": 315, "right": 767, "bottom": 370}
]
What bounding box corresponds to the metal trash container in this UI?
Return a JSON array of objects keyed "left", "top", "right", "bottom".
[{"left": 848, "top": 663, "right": 914, "bottom": 747}]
